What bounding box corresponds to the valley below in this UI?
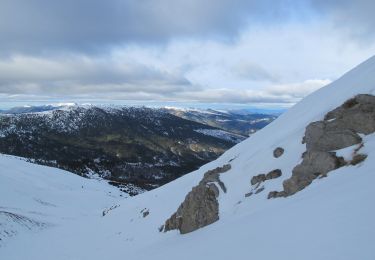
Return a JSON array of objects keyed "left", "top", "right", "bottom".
[{"left": 0, "top": 105, "right": 275, "bottom": 194}]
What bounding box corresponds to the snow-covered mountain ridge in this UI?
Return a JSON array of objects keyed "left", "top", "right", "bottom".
[
  {"left": 0, "top": 106, "right": 245, "bottom": 192},
  {"left": 1, "top": 104, "right": 277, "bottom": 137},
  {"left": 163, "top": 106, "right": 277, "bottom": 136},
  {"left": 1, "top": 56, "right": 375, "bottom": 259}
]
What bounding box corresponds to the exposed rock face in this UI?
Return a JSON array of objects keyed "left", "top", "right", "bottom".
[
  {"left": 163, "top": 185, "right": 219, "bottom": 234},
  {"left": 267, "top": 169, "right": 282, "bottom": 179},
  {"left": 267, "top": 191, "right": 286, "bottom": 199},
  {"left": 305, "top": 122, "right": 362, "bottom": 151},
  {"left": 283, "top": 151, "right": 345, "bottom": 195},
  {"left": 273, "top": 147, "right": 284, "bottom": 158},
  {"left": 163, "top": 164, "right": 231, "bottom": 234},
  {"left": 251, "top": 174, "right": 266, "bottom": 185},
  {"left": 350, "top": 154, "right": 367, "bottom": 166},
  {"left": 324, "top": 94, "right": 375, "bottom": 134},
  {"left": 255, "top": 186, "right": 265, "bottom": 194},
  {"left": 201, "top": 164, "right": 231, "bottom": 193},
  {"left": 251, "top": 169, "right": 282, "bottom": 185},
  {"left": 277, "top": 94, "right": 375, "bottom": 197}
]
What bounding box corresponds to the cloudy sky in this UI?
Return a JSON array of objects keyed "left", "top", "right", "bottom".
[{"left": 1, "top": 0, "right": 375, "bottom": 109}]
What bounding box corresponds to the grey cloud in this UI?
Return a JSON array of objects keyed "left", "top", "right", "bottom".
[
  {"left": 172, "top": 78, "right": 330, "bottom": 104},
  {"left": 0, "top": 0, "right": 309, "bottom": 54},
  {"left": 232, "top": 61, "right": 279, "bottom": 82},
  {"left": 0, "top": 55, "right": 194, "bottom": 95},
  {"left": 0, "top": 0, "right": 373, "bottom": 55},
  {"left": 0, "top": 0, "right": 373, "bottom": 106},
  {"left": 0, "top": 73, "right": 328, "bottom": 105},
  {"left": 311, "top": 0, "right": 375, "bottom": 41},
  {"left": 77, "top": 80, "right": 329, "bottom": 104}
]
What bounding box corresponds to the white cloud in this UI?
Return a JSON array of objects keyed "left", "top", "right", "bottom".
[{"left": 0, "top": 18, "right": 375, "bottom": 107}]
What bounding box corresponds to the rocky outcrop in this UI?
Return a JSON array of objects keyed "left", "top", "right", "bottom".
[
  {"left": 163, "top": 184, "right": 219, "bottom": 234},
  {"left": 324, "top": 94, "right": 375, "bottom": 134},
  {"left": 304, "top": 122, "right": 362, "bottom": 151},
  {"left": 267, "top": 169, "right": 282, "bottom": 179},
  {"left": 251, "top": 169, "right": 282, "bottom": 185},
  {"left": 267, "top": 190, "right": 286, "bottom": 199},
  {"left": 248, "top": 169, "right": 282, "bottom": 198},
  {"left": 255, "top": 186, "right": 265, "bottom": 194},
  {"left": 305, "top": 94, "right": 375, "bottom": 152},
  {"left": 269, "top": 94, "right": 374, "bottom": 198},
  {"left": 350, "top": 154, "right": 367, "bottom": 165},
  {"left": 273, "top": 147, "right": 284, "bottom": 158},
  {"left": 201, "top": 164, "right": 231, "bottom": 193},
  {"left": 283, "top": 151, "right": 345, "bottom": 195},
  {"left": 251, "top": 174, "right": 266, "bottom": 185},
  {"left": 163, "top": 164, "right": 231, "bottom": 234},
  {"left": 141, "top": 208, "right": 150, "bottom": 218}
]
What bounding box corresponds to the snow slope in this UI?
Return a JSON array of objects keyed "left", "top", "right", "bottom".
[
  {"left": 1, "top": 55, "right": 375, "bottom": 259},
  {"left": 0, "top": 155, "right": 123, "bottom": 246}
]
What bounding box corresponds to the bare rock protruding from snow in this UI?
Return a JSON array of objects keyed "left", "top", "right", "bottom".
[
  {"left": 283, "top": 151, "right": 345, "bottom": 195},
  {"left": 200, "top": 164, "right": 231, "bottom": 193},
  {"left": 305, "top": 94, "right": 375, "bottom": 152},
  {"left": 267, "top": 169, "right": 282, "bottom": 179},
  {"left": 305, "top": 121, "right": 362, "bottom": 152},
  {"left": 141, "top": 208, "right": 150, "bottom": 218},
  {"left": 273, "top": 147, "right": 284, "bottom": 158},
  {"left": 250, "top": 174, "right": 266, "bottom": 185},
  {"left": 251, "top": 169, "right": 282, "bottom": 185},
  {"left": 163, "top": 164, "right": 231, "bottom": 234},
  {"left": 324, "top": 94, "right": 375, "bottom": 134},
  {"left": 163, "top": 184, "right": 219, "bottom": 234},
  {"left": 350, "top": 153, "right": 367, "bottom": 165},
  {"left": 277, "top": 94, "right": 375, "bottom": 197},
  {"left": 267, "top": 190, "right": 286, "bottom": 199}
]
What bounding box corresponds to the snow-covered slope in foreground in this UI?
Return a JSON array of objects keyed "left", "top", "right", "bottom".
[
  {"left": 0, "top": 155, "right": 123, "bottom": 246},
  {"left": 2, "top": 56, "right": 375, "bottom": 260}
]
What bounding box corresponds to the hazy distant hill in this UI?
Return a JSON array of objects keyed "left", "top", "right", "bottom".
[{"left": 163, "top": 107, "right": 277, "bottom": 136}]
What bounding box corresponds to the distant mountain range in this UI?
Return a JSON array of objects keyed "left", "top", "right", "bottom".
[
  {"left": 163, "top": 107, "right": 277, "bottom": 136},
  {"left": 0, "top": 105, "right": 276, "bottom": 194},
  {"left": 0, "top": 103, "right": 78, "bottom": 114}
]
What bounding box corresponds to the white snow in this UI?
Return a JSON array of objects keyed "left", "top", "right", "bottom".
[
  {"left": 0, "top": 155, "right": 124, "bottom": 247},
  {"left": 164, "top": 106, "right": 225, "bottom": 115},
  {"left": 1, "top": 55, "right": 375, "bottom": 259},
  {"left": 335, "top": 143, "right": 362, "bottom": 161},
  {"left": 194, "top": 128, "right": 244, "bottom": 142}
]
